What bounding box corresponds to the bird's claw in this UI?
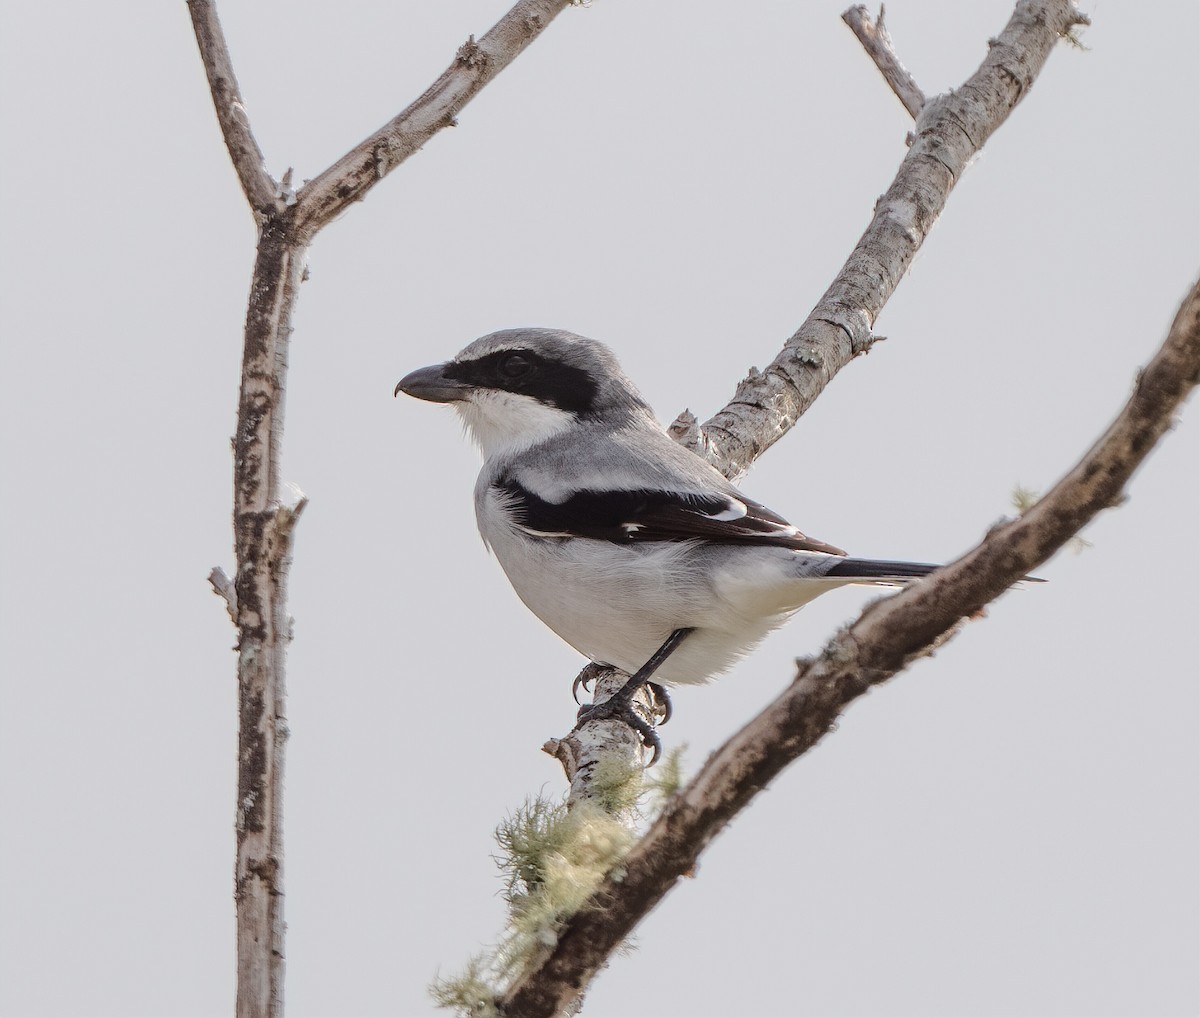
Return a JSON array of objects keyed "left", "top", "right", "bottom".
[
  {"left": 646, "top": 681, "right": 672, "bottom": 725},
  {"left": 577, "top": 695, "right": 663, "bottom": 767},
  {"left": 571, "top": 674, "right": 590, "bottom": 706},
  {"left": 571, "top": 662, "right": 606, "bottom": 706}
]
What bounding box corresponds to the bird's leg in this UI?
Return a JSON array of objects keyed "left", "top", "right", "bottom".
[{"left": 576, "top": 628, "right": 693, "bottom": 766}]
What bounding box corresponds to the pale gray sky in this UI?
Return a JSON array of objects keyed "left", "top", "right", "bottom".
[{"left": 1, "top": 3, "right": 1197, "bottom": 1017}]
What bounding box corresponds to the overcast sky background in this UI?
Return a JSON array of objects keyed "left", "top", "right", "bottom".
[{"left": 1, "top": 3, "right": 1197, "bottom": 1017}]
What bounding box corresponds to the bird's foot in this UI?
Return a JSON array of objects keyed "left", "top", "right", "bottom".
[
  {"left": 572, "top": 668, "right": 671, "bottom": 726},
  {"left": 571, "top": 629, "right": 693, "bottom": 767},
  {"left": 577, "top": 689, "right": 662, "bottom": 766}
]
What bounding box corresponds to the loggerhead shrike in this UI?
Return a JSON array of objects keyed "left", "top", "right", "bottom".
[{"left": 396, "top": 328, "right": 943, "bottom": 756}]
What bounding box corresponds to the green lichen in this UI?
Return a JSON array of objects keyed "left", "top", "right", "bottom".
[
  {"left": 430, "top": 956, "right": 499, "bottom": 1018},
  {"left": 432, "top": 751, "right": 691, "bottom": 1014}
]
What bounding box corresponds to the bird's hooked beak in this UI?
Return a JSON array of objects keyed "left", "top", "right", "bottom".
[{"left": 394, "top": 363, "right": 473, "bottom": 403}]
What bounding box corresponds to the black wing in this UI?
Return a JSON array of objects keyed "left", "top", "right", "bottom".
[{"left": 495, "top": 477, "right": 846, "bottom": 555}]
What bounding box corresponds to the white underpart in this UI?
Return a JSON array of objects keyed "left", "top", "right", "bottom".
[
  {"left": 477, "top": 481, "right": 856, "bottom": 686},
  {"left": 455, "top": 390, "right": 575, "bottom": 459}
]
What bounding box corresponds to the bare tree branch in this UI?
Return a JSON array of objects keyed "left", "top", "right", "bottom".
[
  {"left": 842, "top": 4, "right": 927, "bottom": 118},
  {"left": 291, "top": 0, "right": 575, "bottom": 240},
  {"left": 189, "top": 4, "right": 574, "bottom": 1016},
  {"left": 504, "top": 273, "right": 1200, "bottom": 1018},
  {"left": 670, "top": 0, "right": 1091, "bottom": 481},
  {"left": 225, "top": 226, "right": 308, "bottom": 1018},
  {"left": 187, "top": 0, "right": 280, "bottom": 218}
]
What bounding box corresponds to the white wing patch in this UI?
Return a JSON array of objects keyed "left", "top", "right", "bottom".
[{"left": 704, "top": 498, "right": 748, "bottom": 523}]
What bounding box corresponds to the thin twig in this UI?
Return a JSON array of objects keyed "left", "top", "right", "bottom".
[
  {"left": 187, "top": 0, "right": 280, "bottom": 217},
  {"left": 291, "top": 0, "right": 575, "bottom": 239},
  {"left": 504, "top": 272, "right": 1200, "bottom": 1018},
  {"left": 842, "top": 5, "right": 926, "bottom": 118},
  {"left": 208, "top": 566, "right": 238, "bottom": 623}
]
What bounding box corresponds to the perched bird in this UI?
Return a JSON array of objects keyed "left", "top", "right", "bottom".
[{"left": 396, "top": 328, "right": 940, "bottom": 755}]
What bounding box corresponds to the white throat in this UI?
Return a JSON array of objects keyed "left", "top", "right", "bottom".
[{"left": 455, "top": 390, "right": 576, "bottom": 459}]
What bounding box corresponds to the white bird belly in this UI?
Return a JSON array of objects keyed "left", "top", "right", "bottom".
[{"left": 482, "top": 513, "right": 846, "bottom": 685}]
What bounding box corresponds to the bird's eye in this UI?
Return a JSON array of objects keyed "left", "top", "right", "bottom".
[{"left": 498, "top": 352, "right": 535, "bottom": 379}]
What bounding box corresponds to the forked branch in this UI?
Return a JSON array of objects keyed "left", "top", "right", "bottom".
[
  {"left": 187, "top": 0, "right": 280, "bottom": 217},
  {"left": 291, "top": 0, "right": 576, "bottom": 239},
  {"left": 189, "top": 3, "right": 575, "bottom": 1017}
]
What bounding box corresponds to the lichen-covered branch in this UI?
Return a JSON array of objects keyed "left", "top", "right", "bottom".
[
  {"left": 504, "top": 273, "right": 1200, "bottom": 1017},
  {"left": 671, "top": 0, "right": 1091, "bottom": 481},
  {"left": 542, "top": 667, "right": 659, "bottom": 812}
]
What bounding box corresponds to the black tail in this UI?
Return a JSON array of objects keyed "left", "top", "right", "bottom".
[
  {"left": 824, "top": 558, "right": 941, "bottom": 581},
  {"left": 825, "top": 558, "right": 1045, "bottom": 583}
]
